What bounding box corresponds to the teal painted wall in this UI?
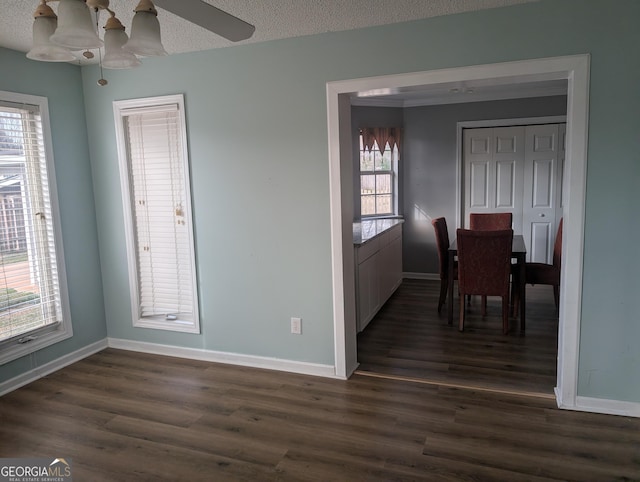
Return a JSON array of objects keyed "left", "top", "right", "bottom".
[
  {"left": 83, "top": 0, "right": 640, "bottom": 400},
  {"left": 0, "top": 48, "right": 107, "bottom": 381},
  {"left": 3, "top": 0, "right": 632, "bottom": 402}
]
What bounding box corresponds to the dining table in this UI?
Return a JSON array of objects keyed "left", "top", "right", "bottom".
[{"left": 448, "top": 234, "right": 527, "bottom": 331}]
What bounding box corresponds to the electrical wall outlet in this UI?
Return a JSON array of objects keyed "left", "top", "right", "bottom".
[{"left": 291, "top": 317, "right": 302, "bottom": 335}]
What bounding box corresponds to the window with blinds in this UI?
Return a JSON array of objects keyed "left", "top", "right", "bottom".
[
  {"left": 0, "top": 91, "right": 72, "bottom": 363},
  {"left": 114, "top": 95, "right": 199, "bottom": 333}
]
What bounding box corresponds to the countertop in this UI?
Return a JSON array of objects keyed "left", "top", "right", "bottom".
[{"left": 353, "top": 218, "right": 404, "bottom": 245}]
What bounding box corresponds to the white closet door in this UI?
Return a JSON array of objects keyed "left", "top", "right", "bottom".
[
  {"left": 522, "top": 124, "right": 559, "bottom": 263},
  {"left": 463, "top": 126, "right": 524, "bottom": 230}
]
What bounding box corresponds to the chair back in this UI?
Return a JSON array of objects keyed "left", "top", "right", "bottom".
[
  {"left": 469, "top": 212, "right": 513, "bottom": 230},
  {"left": 456, "top": 229, "right": 513, "bottom": 297},
  {"left": 553, "top": 218, "right": 563, "bottom": 268},
  {"left": 431, "top": 217, "right": 450, "bottom": 279}
]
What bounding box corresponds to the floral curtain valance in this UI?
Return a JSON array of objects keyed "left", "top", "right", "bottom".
[{"left": 360, "top": 127, "right": 402, "bottom": 155}]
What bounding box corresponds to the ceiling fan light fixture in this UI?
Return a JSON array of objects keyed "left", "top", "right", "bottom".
[
  {"left": 27, "top": 3, "right": 75, "bottom": 62},
  {"left": 26, "top": 0, "right": 255, "bottom": 81},
  {"left": 102, "top": 15, "right": 141, "bottom": 69},
  {"left": 49, "top": 0, "right": 103, "bottom": 50},
  {"left": 124, "top": 0, "right": 167, "bottom": 57}
]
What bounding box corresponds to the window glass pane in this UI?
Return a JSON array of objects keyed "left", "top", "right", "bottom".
[
  {"left": 360, "top": 174, "right": 375, "bottom": 195},
  {"left": 376, "top": 173, "right": 392, "bottom": 194},
  {"left": 376, "top": 195, "right": 392, "bottom": 214},
  {"left": 375, "top": 143, "right": 392, "bottom": 171},
  {"left": 361, "top": 195, "right": 376, "bottom": 216},
  {"left": 360, "top": 148, "right": 373, "bottom": 171}
]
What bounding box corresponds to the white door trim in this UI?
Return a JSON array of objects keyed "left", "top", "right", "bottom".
[{"left": 326, "top": 54, "right": 590, "bottom": 413}]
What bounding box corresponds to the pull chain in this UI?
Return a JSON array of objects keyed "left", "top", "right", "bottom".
[{"left": 94, "top": 7, "right": 108, "bottom": 86}]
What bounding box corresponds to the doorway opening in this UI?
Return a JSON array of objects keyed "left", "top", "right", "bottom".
[{"left": 326, "top": 55, "right": 590, "bottom": 412}]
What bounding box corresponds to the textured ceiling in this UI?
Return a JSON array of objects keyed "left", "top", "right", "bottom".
[{"left": 2, "top": 0, "right": 537, "bottom": 65}]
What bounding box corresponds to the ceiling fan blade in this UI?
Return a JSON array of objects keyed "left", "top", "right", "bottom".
[{"left": 152, "top": 0, "right": 255, "bottom": 42}]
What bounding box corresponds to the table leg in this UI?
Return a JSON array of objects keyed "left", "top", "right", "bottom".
[{"left": 448, "top": 251, "right": 454, "bottom": 325}]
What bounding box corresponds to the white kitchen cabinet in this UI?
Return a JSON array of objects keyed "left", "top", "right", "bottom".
[{"left": 354, "top": 222, "right": 403, "bottom": 332}]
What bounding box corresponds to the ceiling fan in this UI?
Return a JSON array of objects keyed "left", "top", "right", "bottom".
[
  {"left": 27, "top": 0, "right": 255, "bottom": 74},
  {"left": 151, "top": 0, "right": 255, "bottom": 42}
]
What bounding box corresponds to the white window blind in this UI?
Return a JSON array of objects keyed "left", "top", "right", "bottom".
[
  {"left": 0, "top": 93, "right": 70, "bottom": 360},
  {"left": 115, "top": 95, "right": 199, "bottom": 333}
]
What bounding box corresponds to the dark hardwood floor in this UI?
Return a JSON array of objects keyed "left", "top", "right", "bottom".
[
  {"left": 1, "top": 348, "right": 639, "bottom": 481},
  {"left": 357, "top": 279, "right": 559, "bottom": 396}
]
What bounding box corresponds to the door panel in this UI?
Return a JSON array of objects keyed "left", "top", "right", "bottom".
[
  {"left": 532, "top": 159, "right": 554, "bottom": 208},
  {"left": 530, "top": 222, "right": 551, "bottom": 263},
  {"left": 523, "top": 124, "right": 559, "bottom": 263},
  {"left": 470, "top": 161, "right": 490, "bottom": 208},
  {"left": 496, "top": 160, "right": 516, "bottom": 208}
]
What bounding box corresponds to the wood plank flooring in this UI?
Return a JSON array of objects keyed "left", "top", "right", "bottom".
[
  {"left": 1, "top": 348, "right": 639, "bottom": 481},
  {"left": 357, "top": 279, "right": 559, "bottom": 396}
]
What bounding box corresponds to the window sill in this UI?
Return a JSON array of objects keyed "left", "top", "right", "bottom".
[
  {"left": 0, "top": 324, "right": 73, "bottom": 365},
  {"left": 359, "top": 215, "right": 404, "bottom": 221}
]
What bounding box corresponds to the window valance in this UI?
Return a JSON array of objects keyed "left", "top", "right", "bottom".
[{"left": 360, "top": 127, "right": 402, "bottom": 155}]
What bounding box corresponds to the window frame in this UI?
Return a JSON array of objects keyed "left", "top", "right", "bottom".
[
  {"left": 113, "top": 94, "right": 200, "bottom": 334},
  {"left": 358, "top": 135, "right": 399, "bottom": 218},
  {"left": 0, "top": 90, "right": 72, "bottom": 365}
]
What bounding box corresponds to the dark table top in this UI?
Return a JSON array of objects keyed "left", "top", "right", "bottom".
[{"left": 449, "top": 234, "right": 526, "bottom": 254}]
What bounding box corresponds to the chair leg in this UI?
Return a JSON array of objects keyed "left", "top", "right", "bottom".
[
  {"left": 481, "top": 296, "right": 487, "bottom": 316},
  {"left": 511, "top": 282, "right": 519, "bottom": 318},
  {"left": 459, "top": 296, "right": 465, "bottom": 332},
  {"left": 510, "top": 272, "right": 519, "bottom": 317},
  {"left": 502, "top": 295, "right": 509, "bottom": 335},
  {"left": 437, "top": 277, "right": 448, "bottom": 313}
]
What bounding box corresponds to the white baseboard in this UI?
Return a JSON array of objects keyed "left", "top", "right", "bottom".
[
  {"left": 555, "top": 386, "right": 640, "bottom": 418},
  {"left": 403, "top": 272, "right": 440, "bottom": 281},
  {"left": 0, "top": 338, "right": 108, "bottom": 397},
  {"left": 571, "top": 395, "right": 640, "bottom": 418},
  {"left": 107, "top": 338, "right": 338, "bottom": 379}
]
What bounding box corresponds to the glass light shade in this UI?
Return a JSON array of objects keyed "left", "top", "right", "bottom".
[
  {"left": 49, "top": 0, "right": 103, "bottom": 50},
  {"left": 103, "top": 28, "right": 141, "bottom": 69},
  {"left": 27, "top": 16, "right": 76, "bottom": 62},
  {"left": 124, "top": 11, "right": 167, "bottom": 57}
]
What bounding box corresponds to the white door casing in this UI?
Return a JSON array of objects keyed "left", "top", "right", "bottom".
[{"left": 327, "top": 55, "right": 591, "bottom": 415}]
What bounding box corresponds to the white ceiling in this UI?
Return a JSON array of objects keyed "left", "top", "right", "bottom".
[
  {"left": 2, "top": 1, "right": 563, "bottom": 105},
  {"left": 3, "top": 0, "right": 538, "bottom": 63}
]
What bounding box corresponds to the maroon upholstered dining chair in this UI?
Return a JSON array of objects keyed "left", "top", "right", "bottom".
[
  {"left": 456, "top": 229, "right": 513, "bottom": 334},
  {"left": 431, "top": 217, "right": 457, "bottom": 313},
  {"left": 469, "top": 212, "right": 513, "bottom": 230},
  {"left": 469, "top": 212, "right": 513, "bottom": 314},
  {"left": 514, "top": 218, "right": 563, "bottom": 312}
]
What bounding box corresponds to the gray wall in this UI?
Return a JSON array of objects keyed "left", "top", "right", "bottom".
[{"left": 402, "top": 96, "right": 567, "bottom": 275}]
